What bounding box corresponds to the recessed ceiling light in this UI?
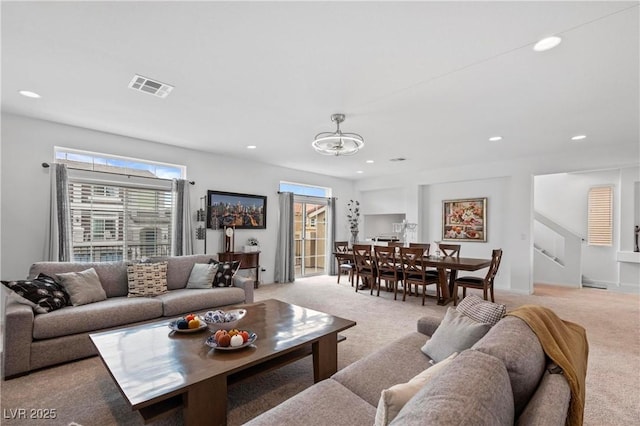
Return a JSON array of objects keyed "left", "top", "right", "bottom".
[
  {"left": 356, "top": 170, "right": 364, "bottom": 174},
  {"left": 246, "top": 145, "right": 257, "bottom": 149},
  {"left": 533, "top": 36, "right": 562, "bottom": 52},
  {"left": 488, "top": 136, "right": 503, "bottom": 142},
  {"left": 389, "top": 157, "right": 406, "bottom": 162},
  {"left": 19, "top": 90, "right": 41, "bottom": 99},
  {"left": 366, "top": 160, "right": 374, "bottom": 164},
  {"left": 571, "top": 135, "right": 587, "bottom": 141}
]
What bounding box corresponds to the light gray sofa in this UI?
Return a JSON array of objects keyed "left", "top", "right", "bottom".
[
  {"left": 246, "top": 313, "right": 573, "bottom": 426},
  {"left": 2, "top": 254, "right": 254, "bottom": 379}
]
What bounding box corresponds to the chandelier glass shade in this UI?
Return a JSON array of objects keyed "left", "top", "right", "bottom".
[{"left": 312, "top": 113, "right": 364, "bottom": 156}]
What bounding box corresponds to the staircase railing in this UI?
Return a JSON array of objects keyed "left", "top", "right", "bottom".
[{"left": 533, "top": 211, "right": 583, "bottom": 287}]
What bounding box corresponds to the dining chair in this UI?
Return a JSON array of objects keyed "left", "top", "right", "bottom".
[
  {"left": 352, "top": 244, "right": 376, "bottom": 293},
  {"left": 334, "top": 241, "right": 354, "bottom": 286},
  {"left": 438, "top": 243, "right": 461, "bottom": 257},
  {"left": 372, "top": 246, "right": 406, "bottom": 301},
  {"left": 453, "top": 249, "right": 503, "bottom": 305},
  {"left": 408, "top": 242, "right": 430, "bottom": 256},
  {"left": 373, "top": 245, "right": 404, "bottom": 300},
  {"left": 399, "top": 247, "right": 440, "bottom": 305}
]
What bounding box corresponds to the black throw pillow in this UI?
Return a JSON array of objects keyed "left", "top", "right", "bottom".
[
  {"left": 1, "top": 273, "right": 70, "bottom": 314},
  {"left": 209, "top": 259, "right": 241, "bottom": 287}
]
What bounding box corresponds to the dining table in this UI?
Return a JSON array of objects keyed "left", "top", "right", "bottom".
[
  {"left": 333, "top": 250, "right": 492, "bottom": 305},
  {"left": 418, "top": 256, "right": 492, "bottom": 305}
]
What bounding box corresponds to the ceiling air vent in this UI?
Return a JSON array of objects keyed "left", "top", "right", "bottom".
[{"left": 128, "top": 74, "right": 174, "bottom": 98}]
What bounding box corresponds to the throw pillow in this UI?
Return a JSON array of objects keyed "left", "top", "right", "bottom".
[
  {"left": 186, "top": 263, "right": 218, "bottom": 289},
  {"left": 1, "top": 273, "right": 70, "bottom": 314},
  {"left": 456, "top": 294, "right": 506, "bottom": 326},
  {"left": 375, "top": 352, "right": 458, "bottom": 426},
  {"left": 210, "top": 260, "right": 241, "bottom": 287},
  {"left": 421, "top": 308, "right": 491, "bottom": 362},
  {"left": 126, "top": 261, "right": 168, "bottom": 297},
  {"left": 56, "top": 268, "right": 108, "bottom": 306}
]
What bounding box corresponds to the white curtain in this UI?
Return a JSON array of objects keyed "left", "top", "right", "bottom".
[
  {"left": 274, "top": 192, "right": 295, "bottom": 283},
  {"left": 45, "top": 163, "right": 72, "bottom": 261},
  {"left": 171, "top": 179, "right": 193, "bottom": 256}
]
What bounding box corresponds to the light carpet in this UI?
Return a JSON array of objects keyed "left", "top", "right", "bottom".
[{"left": 1, "top": 277, "right": 638, "bottom": 425}]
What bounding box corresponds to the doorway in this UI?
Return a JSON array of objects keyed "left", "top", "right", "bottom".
[{"left": 294, "top": 198, "right": 328, "bottom": 277}]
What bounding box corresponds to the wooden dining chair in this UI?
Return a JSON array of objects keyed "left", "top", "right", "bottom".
[
  {"left": 352, "top": 244, "right": 376, "bottom": 293},
  {"left": 374, "top": 245, "right": 404, "bottom": 300},
  {"left": 400, "top": 247, "right": 440, "bottom": 305},
  {"left": 438, "top": 243, "right": 461, "bottom": 257},
  {"left": 453, "top": 249, "right": 503, "bottom": 305},
  {"left": 408, "top": 242, "right": 430, "bottom": 256},
  {"left": 334, "top": 241, "right": 354, "bottom": 286}
]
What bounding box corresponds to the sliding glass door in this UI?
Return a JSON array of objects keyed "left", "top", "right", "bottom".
[{"left": 293, "top": 198, "right": 328, "bottom": 277}]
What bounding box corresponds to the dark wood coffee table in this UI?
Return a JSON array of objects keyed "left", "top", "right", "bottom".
[{"left": 89, "top": 299, "right": 356, "bottom": 426}]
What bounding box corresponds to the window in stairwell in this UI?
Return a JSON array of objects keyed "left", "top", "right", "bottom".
[{"left": 587, "top": 186, "right": 613, "bottom": 246}]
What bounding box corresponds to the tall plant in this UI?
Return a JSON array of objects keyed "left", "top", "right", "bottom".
[{"left": 346, "top": 200, "right": 360, "bottom": 232}]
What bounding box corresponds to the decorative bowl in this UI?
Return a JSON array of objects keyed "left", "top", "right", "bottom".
[{"left": 203, "top": 308, "right": 247, "bottom": 331}]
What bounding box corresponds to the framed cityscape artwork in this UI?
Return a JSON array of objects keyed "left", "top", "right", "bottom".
[
  {"left": 207, "top": 190, "right": 267, "bottom": 230},
  {"left": 442, "top": 197, "right": 487, "bottom": 242}
]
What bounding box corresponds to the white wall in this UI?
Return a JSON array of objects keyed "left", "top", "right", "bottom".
[
  {"left": 0, "top": 113, "right": 356, "bottom": 285},
  {"left": 535, "top": 170, "right": 620, "bottom": 287}
]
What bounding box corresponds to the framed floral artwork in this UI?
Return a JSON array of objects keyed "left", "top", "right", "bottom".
[{"left": 442, "top": 198, "right": 487, "bottom": 242}]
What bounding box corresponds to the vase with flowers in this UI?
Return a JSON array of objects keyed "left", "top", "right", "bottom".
[{"left": 347, "top": 200, "right": 360, "bottom": 247}]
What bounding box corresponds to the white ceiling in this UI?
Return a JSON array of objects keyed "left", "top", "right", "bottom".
[{"left": 2, "top": 1, "right": 639, "bottom": 179}]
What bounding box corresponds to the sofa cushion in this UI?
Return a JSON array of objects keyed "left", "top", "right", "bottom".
[
  {"left": 375, "top": 352, "right": 458, "bottom": 426},
  {"left": 1, "top": 274, "right": 70, "bottom": 314},
  {"left": 126, "top": 262, "right": 168, "bottom": 297},
  {"left": 156, "top": 287, "right": 246, "bottom": 317},
  {"left": 244, "top": 379, "right": 376, "bottom": 426},
  {"left": 30, "top": 261, "right": 129, "bottom": 298},
  {"left": 32, "top": 296, "right": 163, "bottom": 339},
  {"left": 56, "top": 268, "right": 108, "bottom": 306},
  {"left": 186, "top": 263, "right": 217, "bottom": 289},
  {"left": 456, "top": 294, "right": 506, "bottom": 325},
  {"left": 516, "top": 369, "right": 571, "bottom": 425},
  {"left": 332, "top": 332, "right": 433, "bottom": 407},
  {"left": 391, "top": 350, "right": 515, "bottom": 426},
  {"left": 472, "top": 316, "right": 546, "bottom": 418},
  {"left": 149, "top": 254, "right": 216, "bottom": 290},
  {"left": 421, "top": 307, "right": 491, "bottom": 362}
]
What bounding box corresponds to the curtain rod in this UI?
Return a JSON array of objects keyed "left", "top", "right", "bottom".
[
  {"left": 276, "top": 191, "right": 334, "bottom": 200},
  {"left": 41, "top": 162, "right": 195, "bottom": 185}
]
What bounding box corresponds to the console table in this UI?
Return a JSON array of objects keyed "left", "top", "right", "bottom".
[{"left": 218, "top": 251, "right": 260, "bottom": 288}]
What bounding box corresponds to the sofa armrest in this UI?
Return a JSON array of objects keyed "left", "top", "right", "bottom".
[
  {"left": 417, "top": 313, "right": 442, "bottom": 337},
  {"left": 2, "top": 298, "right": 35, "bottom": 378},
  {"left": 233, "top": 275, "right": 254, "bottom": 303},
  {"left": 516, "top": 370, "right": 571, "bottom": 426}
]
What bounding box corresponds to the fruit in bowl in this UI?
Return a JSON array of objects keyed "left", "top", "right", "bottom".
[
  {"left": 173, "top": 313, "right": 202, "bottom": 330},
  {"left": 213, "top": 329, "right": 251, "bottom": 347},
  {"left": 203, "top": 309, "right": 247, "bottom": 330}
]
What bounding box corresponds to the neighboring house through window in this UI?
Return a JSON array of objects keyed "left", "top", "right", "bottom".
[{"left": 55, "top": 147, "right": 185, "bottom": 262}]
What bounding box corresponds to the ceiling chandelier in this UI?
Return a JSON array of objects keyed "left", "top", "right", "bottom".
[{"left": 312, "top": 113, "right": 365, "bottom": 156}]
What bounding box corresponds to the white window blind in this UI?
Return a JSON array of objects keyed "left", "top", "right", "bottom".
[
  {"left": 68, "top": 179, "right": 173, "bottom": 262},
  {"left": 587, "top": 186, "right": 613, "bottom": 246}
]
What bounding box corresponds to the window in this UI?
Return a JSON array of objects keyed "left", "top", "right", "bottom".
[
  {"left": 57, "top": 148, "right": 184, "bottom": 262},
  {"left": 279, "top": 181, "right": 331, "bottom": 198},
  {"left": 587, "top": 186, "right": 613, "bottom": 246}
]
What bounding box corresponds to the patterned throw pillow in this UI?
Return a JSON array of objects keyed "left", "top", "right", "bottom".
[
  {"left": 1, "top": 273, "right": 70, "bottom": 314},
  {"left": 209, "top": 260, "right": 241, "bottom": 287},
  {"left": 456, "top": 295, "right": 506, "bottom": 326},
  {"left": 126, "top": 261, "right": 168, "bottom": 297}
]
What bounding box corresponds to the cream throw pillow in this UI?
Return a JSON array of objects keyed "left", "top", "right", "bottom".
[
  {"left": 374, "top": 352, "right": 458, "bottom": 426},
  {"left": 127, "top": 261, "right": 168, "bottom": 297},
  {"left": 186, "top": 263, "right": 218, "bottom": 289}
]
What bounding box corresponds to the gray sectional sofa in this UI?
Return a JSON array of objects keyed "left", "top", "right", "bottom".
[
  {"left": 246, "top": 312, "right": 576, "bottom": 426},
  {"left": 2, "top": 254, "right": 254, "bottom": 379}
]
